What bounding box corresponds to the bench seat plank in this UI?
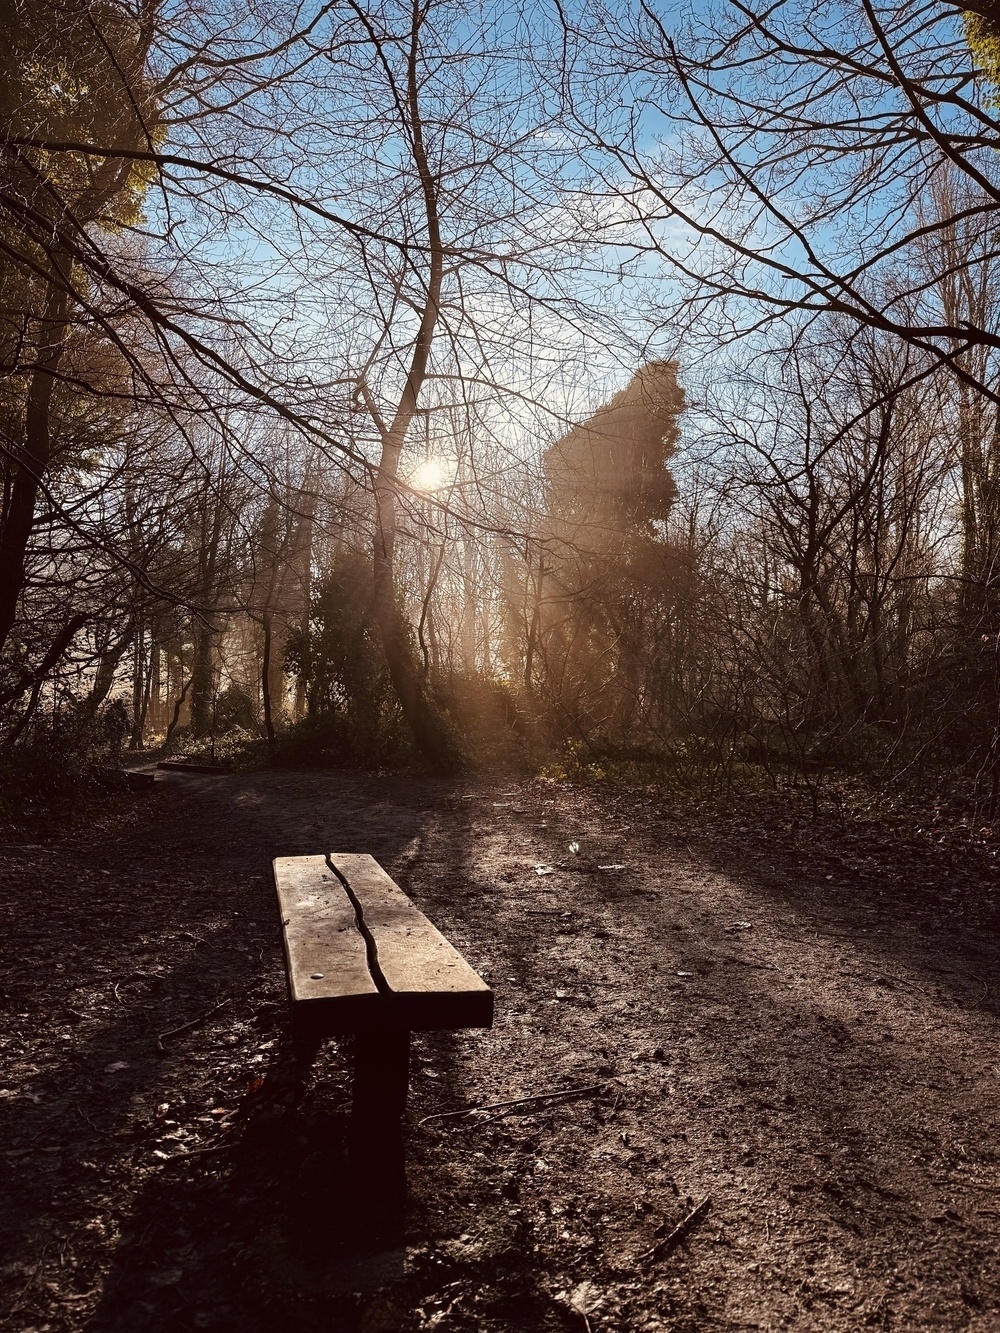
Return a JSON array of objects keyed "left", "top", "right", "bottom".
[
  {"left": 274, "top": 854, "right": 381, "bottom": 1035},
  {"left": 274, "top": 852, "right": 493, "bottom": 1035},
  {"left": 331, "top": 853, "right": 494, "bottom": 1031}
]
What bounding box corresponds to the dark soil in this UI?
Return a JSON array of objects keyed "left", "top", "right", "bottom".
[{"left": 2, "top": 769, "right": 1000, "bottom": 1332}]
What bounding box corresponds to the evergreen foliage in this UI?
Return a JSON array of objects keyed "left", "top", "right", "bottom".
[{"left": 284, "top": 550, "right": 409, "bottom": 765}]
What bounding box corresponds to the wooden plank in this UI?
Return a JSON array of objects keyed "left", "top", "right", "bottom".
[
  {"left": 330, "top": 853, "right": 494, "bottom": 1031},
  {"left": 157, "top": 760, "right": 228, "bottom": 774},
  {"left": 273, "top": 854, "right": 381, "bottom": 1036}
]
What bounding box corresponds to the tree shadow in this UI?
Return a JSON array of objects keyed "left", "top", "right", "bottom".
[{"left": 673, "top": 803, "right": 1000, "bottom": 1019}]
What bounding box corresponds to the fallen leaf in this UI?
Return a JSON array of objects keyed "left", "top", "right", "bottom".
[
  {"left": 569, "top": 1281, "right": 603, "bottom": 1316},
  {"left": 535, "top": 865, "right": 555, "bottom": 876},
  {"left": 103, "top": 1061, "right": 129, "bottom": 1073},
  {"left": 556, "top": 1281, "right": 604, "bottom": 1327}
]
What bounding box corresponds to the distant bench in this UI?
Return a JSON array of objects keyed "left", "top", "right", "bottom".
[
  {"left": 273, "top": 853, "right": 493, "bottom": 1191},
  {"left": 157, "top": 759, "right": 228, "bottom": 774}
]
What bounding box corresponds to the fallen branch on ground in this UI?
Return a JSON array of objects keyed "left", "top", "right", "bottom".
[
  {"left": 640, "top": 1197, "right": 712, "bottom": 1262},
  {"left": 155, "top": 1139, "right": 236, "bottom": 1170},
  {"left": 418, "top": 1081, "right": 612, "bottom": 1127},
  {"left": 156, "top": 999, "right": 231, "bottom": 1055}
]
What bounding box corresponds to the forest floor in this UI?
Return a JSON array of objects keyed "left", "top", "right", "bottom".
[{"left": 2, "top": 767, "right": 1000, "bottom": 1332}]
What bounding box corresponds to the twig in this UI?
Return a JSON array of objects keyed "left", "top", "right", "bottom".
[
  {"left": 418, "top": 1082, "right": 610, "bottom": 1127},
  {"left": 155, "top": 1139, "right": 236, "bottom": 1169},
  {"left": 113, "top": 971, "right": 160, "bottom": 1004},
  {"left": 879, "top": 974, "right": 928, "bottom": 996},
  {"left": 76, "top": 1105, "right": 113, "bottom": 1138},
  {"left": 0, "top": 1244, "right": 51, "bottom": 1323},
  {"left": 722, "top": 956, "right": 779, "bottom": 971},
  {"left": 640, "top": 1197, "right": 712, "bottom": 1262},
  {"left": 156, "top": 999, "right": 231, "bottom": 1055}
]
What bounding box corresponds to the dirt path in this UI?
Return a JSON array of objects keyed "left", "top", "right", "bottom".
[{"left": 2, "top": 770, "right": 999, "bottom": 1331}]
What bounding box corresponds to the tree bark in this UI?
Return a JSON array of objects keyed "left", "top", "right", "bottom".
[
  {"left": 261, "top": 614, "right": 276, "bottom": 749},
  {"left": 2, "top": 613, "right": 88, "bottom": 741},
  {"left": 82, "top": 624, "right": 134, "bottom": 722},
  {"left": 367, "top": 3, "right": 461, "bottom": 772},
  {"left": 189, "top": 622, "right": 216, "bottom": 736},
  {"left": 0, "top": 284, "right": 70, "bottom": 651}
]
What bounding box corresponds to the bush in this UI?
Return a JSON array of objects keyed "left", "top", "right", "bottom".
[
  {"left": 435, "top": 670, "right": 536, "bottom": 770},
  {"left": 0, "top": 702, "right": 135, "bottom": 833}
]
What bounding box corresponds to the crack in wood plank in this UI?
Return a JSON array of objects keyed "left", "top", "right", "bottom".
[{"left": 325, "top": 852, "right": 390, "bottom": 996}]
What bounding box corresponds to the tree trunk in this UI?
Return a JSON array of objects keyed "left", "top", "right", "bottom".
[
  {"left": 134, "top": 648, "right": 154, "bottom": 748},
  {"left": 2, "top": 613, "right": 88, "bottom": 740},
  {"left": 373, "top": 492, "right": 459, "bottom": 770},
  {"left": 189, "top": 621, "right": 216, "bottom": 736},
  {"left": 292, "top": 478, "right": 316, "bottom": 722},
  {"left": 0, "top": 284, "right": 70, "bottom": 652},
  {"left": 149, "top": 641, "right": 162, "bottom": 732},
  {"left": 130, "top": 620, "right": 145, "bottom": 748},
  {"left": 261, "top": 614, "right": 276, "bottom": 748},
  {"left": 82, "top": 624, "right": 134, "bottom": 722},
  {"left": 366, "top": 7, "right": 460, "bottom": 772}
]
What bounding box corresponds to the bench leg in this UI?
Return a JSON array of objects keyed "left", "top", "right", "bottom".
[{"left": 350, "top": 1029, "right": 410, "bottom": 1203}]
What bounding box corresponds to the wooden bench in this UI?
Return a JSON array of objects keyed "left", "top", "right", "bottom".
[
  {"left": 157, "top": 759, "right": 228, "bottom": 774},
  {"left": 273, "top": 852, "right": 493, "bottom": 1193}
]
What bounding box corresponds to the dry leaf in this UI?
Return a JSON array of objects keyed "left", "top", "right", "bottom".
[{"left": 569, "top": 1281, "right": 603, "bottom": 1316}]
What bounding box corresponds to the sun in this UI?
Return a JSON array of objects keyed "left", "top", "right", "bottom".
[{"left": 410, "top": 457, "right": 449, "bottom": 492}]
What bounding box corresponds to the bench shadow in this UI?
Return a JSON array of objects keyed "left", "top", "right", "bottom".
[
  {"left": 86, "top": 1020, "right": 562, "bottom": 1333},
  {"left": 82, "top": 787, "right": 543, "bottom": 1331},
  {"left": 85, "top": 1032, "right": 415, "bottom": 1333},
  {"left": 1, "top": 769, "right": 481, "bottom": 1333}
]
